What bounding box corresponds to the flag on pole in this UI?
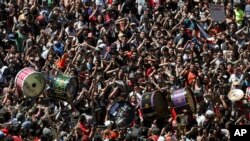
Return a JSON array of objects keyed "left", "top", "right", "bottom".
[{"left": 195, "top": 22, "right": 215, "bottom": 42}]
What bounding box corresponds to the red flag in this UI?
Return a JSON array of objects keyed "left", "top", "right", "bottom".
[
  {"left": 138, "top": 109, "right": 143, "bottom": 122},
  {"left": 57, "top": 53, "right": 68, "bottom": 69},
  {"left": 195, "top": 22, "right": 215, "bottom": 42},
  {"left": 171, "top": 108, "right": 177, "bottom": 120}
]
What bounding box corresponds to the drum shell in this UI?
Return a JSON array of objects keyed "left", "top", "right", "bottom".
[
  {"left": 171, "top": 87, "right": 196, "bottom": 114},
  {"left": 15, "top": 67, "right": 46, "bottom": 97},
  {"left": 50, "top": 75, "right": 79, "bottom": 102},
  {"left": 140, "top": 91, "right": 168, "bottom": 118}
]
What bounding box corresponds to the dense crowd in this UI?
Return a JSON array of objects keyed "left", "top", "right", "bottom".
[{"left": 0, "top": 0, "right": 250, "bottom": 140}]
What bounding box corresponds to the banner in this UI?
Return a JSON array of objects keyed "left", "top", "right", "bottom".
[{"left": 209, "top": 3, "right": 226, "bottom": 23}]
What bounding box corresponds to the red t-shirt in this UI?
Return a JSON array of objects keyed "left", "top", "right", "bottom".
[
  {"left": 13, "top": 136, "right": 22, "bottom": 141},
  {"left": 89, "top": 16, "right": 97, "bottom": 22},
  {"left": 149, "top": 135, "right": 159, "bottom": 141},
  {"left": 146, "top": 68, "right": 153, "bottom": 77},
  {"left": 107, "top": 0, "right": 113, "bottom": 5},
  {"left": 187, "top": 71, "right": 197, "bottom": 85},
  {"left": 33, "top": 137, "right": 40, "bottom": 141},
  {"left": 105, "top": 14, "right": 111, "bottom": 22},
  {"left": 148, "top": 0, "right": 164, "bottom": 7},
  {"left": 79, "top": 123, "right": 89, "bottom": 135}
]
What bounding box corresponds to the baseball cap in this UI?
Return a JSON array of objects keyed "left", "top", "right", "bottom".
[
  {"left": 98, "top": 43, "right": 106, "bottom": 48},
  {"left": 7, "top": 34, "right": 16, "bottom": 41},
  {"left": 22, "top": 121, "right": 31, "bottom": 130},
  {"left": 104, "top": 120, "right": 114, "bottom": 127},
  {"left": 97, "top": 39, "right": 103, "bottom": 45}
]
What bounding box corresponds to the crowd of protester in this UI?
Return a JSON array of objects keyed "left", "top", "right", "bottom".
[{"left": 0, "top": 0, "right": 250, "bottom": 140}]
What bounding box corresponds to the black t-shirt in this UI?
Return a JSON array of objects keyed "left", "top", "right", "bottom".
[{"left": 121, "top": 0, "right": 137, "bottom": 14}]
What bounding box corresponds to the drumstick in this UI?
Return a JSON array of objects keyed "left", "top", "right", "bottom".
[
  {"left": 106, "top": 68, "right": 119, "bottom": 74},
  {"left": 55, "top": 104, "right": 62, "bottom": 121},
  {"left": 235, "top": 115, "right": 246, "bottom": 125},
  {"left": 64, "top": 63, "right": 71, "bottom": 75}
]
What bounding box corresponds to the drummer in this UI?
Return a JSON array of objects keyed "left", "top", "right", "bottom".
[
  {"left": 180, "top": 63, "right": 198, "bottom": 87},
  {"left": 229, "top": 82, "right": 247, "bottom": 121}
]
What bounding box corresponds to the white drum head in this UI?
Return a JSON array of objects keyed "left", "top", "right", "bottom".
[
  {"left": 22, "top": 72, "right": 46, "bottom": 97},
  {"left": 228, "top": 89, "right": 244, "bottom": 101}
]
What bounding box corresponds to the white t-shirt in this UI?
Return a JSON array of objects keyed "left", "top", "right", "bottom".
[
  {"left": 0, "top": 66, "right": 8, "bottom": 83},
  {"left": 157, "top": 136, "right": 165, "bottom": 141},
  {"left": 221, "top": 129, "right": 230, "bottom": 138},
  {"left": 41, "top": 46, "right": 50, "bottom": 59},
  {"left": 74, "top": 21, "right": 84, "bottom": 30},
  {"left": 136, "top": 0, "right": 145, "bottom": 5},
  {"left": 96, "top": 0, "right": 105, "bottom": 6},
  {"left": 195, "top": 114, "right": 206, "bottom": 127},
  {"left": 229, "top": 73, "right": 243, "bottom": 83},
  {"left": 65, "top": 27, "right": 77, "bottom": 37},
  {"left": 129, "top": 92, "right": 142, "bottom": 100}
]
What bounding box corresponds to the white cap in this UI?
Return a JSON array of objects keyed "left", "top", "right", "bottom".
[
  {"left": 98, "top": 43, "right": 107, "bottom": 48},
  {"left": 104, "top": 120, "right": 114, "bottom": 127},
  {"left": 53, "top": 41, "right": 59, "bottom": 45},
  {"left": 206, "top": 110, "right": 215, "bottom": 116},
  {"left": 97, "top": 39, "right": 103, "bottom": 45},
  {"left": 214, "top": 45, "right": 220, "bottom": 49}
]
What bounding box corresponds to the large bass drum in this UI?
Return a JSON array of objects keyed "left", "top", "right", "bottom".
[
  {"left": 170, "top": 87, "right": 196, "bottom": 114},
  {"left": 50, "top": 74, "right": 79, "bottom": 102},
  {"left": 109, "top": 101, "right": 135, "bottom": 128},
  {"left": 140, "top": 91, "right": 168, "bottom": 118},
  {"left": 15, "top": 67, "right": 46, "bottom": 97}
]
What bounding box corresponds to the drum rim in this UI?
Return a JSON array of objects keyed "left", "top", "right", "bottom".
[
  {"left": 65, "top": 77, "right": 79, "bottom": 96},
  {"left": 15, "top": 67, "right": 46, "bottom": 97},
  {"left": 184, "top": 87, "right": 196, "bottom": 113}
]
